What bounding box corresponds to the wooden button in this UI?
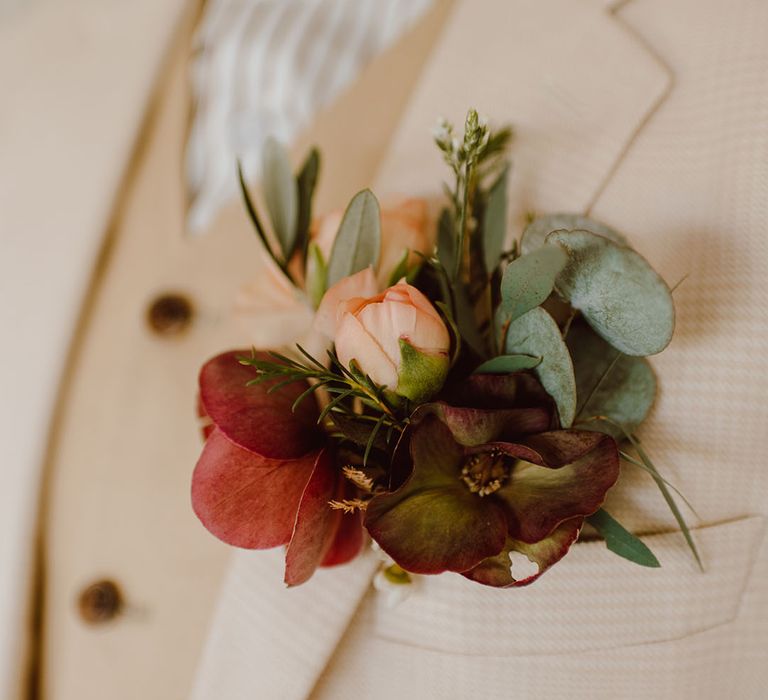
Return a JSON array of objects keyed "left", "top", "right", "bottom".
[
  {"left": 77, "top": 579, "right": 124, "bottom": 624},
  {"left": 146, "top": 293, "right": 194, "bottom": 335}
]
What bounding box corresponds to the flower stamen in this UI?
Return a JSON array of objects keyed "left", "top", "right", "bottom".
[{"left": 460, "top": 449, "right": 511, "bottom": 497}]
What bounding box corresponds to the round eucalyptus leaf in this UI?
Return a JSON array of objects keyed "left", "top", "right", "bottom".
[
  {"left": 547, "top": 229, "right": 674, "bottom": 356},
  {"left": 567, "top": 322, "right": 657, "bottom": 439},
  {"left": 521, "top": 213, "right": 626, "bottom": 254},
  {"left": 505, "top": 307, "right": 576, "bottom": 427}
]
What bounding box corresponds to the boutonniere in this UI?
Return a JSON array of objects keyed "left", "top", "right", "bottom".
[{"left": 191, "top": 109, "right": 699, "bottom": 589}]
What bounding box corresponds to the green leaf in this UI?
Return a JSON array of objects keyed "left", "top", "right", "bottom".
[
  {"left": 296, "top": 147, "right": 320, "bottom": 261},
  {"left": 436, "top": 208, "right": 456, "bottom": 275},
  {"left": 305, "top": 241, "right": 327, "bottom": 309},
  {"left": 387, "top": 249, "right": 410, "bottom": 287},
  {"left": 568, "top": 322, "right": 657, "bottom": 439},
  {"left": 453, "top": 281, "right": 487, "bottom": 359},
  {"left": 237, "top": 161, "right": 292, "bottom": 279},
  {"left": 499, "top": 245, "right": 568, "bottom": 324},
  {"left": 547, "top": 229, "right": 675, "bottom": 356},
  {"left": 483, "top": 165, "right": 509, "bottom": 275},
  {"left": 326, "top": 189, "right": 381, "bottom": 287},
  {"left": 473, "top": 354, "right": 541, "bottom": 374},
  {"left": 521, "top": 213, "right": 627, "bottom": 254},
  {"left": 504, "top": 307, "right": 577, "bottom": 427},
  {"left": 587, "top": 508, "right": 660, "bottom": 568},
  {"left": 262, "top": 137, "right": 299, "bottom": 261}
]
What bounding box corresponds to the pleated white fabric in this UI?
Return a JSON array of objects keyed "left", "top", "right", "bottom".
[{"left": 185, "top": 0, "right": 433, "bottom": 233}]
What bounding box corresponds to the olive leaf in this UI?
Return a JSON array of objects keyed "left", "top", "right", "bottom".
[
  {"left": 482, "top": 165, "right": 509, "bottom": 275},
  {"left": 296, "top": 147, "right": 320, "bottom": 261},
  {"left": 499, "top": 245, "right": 568, "bottom": 325},
  {"left": 305, "top": 241, "right": 327, "bottom": 309},
  {"left": 436, "top": 208, "right": 456, "bottom": 276},
  {"left": 568, "top": 322, "right": 657, "bottom": 439},
  {"left": 262, "top": 137, "right": 299, "bottom": 261},
  {"left": 326, "top": 189, "right": 381, "bottom": 287},
  {"left": 473, "top": 354, "right": 541, "bottom": 375},
  {"left": 587, "top": 509, "right": 660, "bottom": 568},
  {"left": 547, "top": 229, "right": 675, "bottom": 356},
  {"left": 505, "top": 307, "right": 576, "bottom": 427},
  {"left": 521, "top": 213, "right": 627, "bottom": 254}
]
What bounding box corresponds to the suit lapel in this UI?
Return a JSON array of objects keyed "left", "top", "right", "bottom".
[
  {"left": 190, "top": 2, "right": 670, "bottom": 698},
  {"left": 373, "top": 0, "right": 671, "bottom": 225}
]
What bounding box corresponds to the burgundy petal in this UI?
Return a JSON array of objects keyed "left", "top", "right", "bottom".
[
  {"left": 365, "top": 417, "right": 508, "bottom": 574},
  {"left": 321, "top": 510, "right": 365, "bottom": 568},
  {"left": 284, "top": 450, "right": 342, "bottom": 586},
  {"left": 486, "top": 430, "right": 619, "bottom": 543},
  {"left": 463, "top": 517, "right": 583, "bottom": 587},
  {"left": 199, "top": 350, "right": 322, "bottom": 459},
  {"left": 191, "top": 428, "right": 317, "bottom": 548},
  {"left": 415, "top": 402, "right": 551, "bottom": 446}
]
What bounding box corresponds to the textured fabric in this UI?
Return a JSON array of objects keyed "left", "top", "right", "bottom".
[
  {"left": 0, "top": 1, "right": 190, "bottom": 696},
  {"left": 186, "top": 0, "right": 433, "bottom": 233},
  {"left": 191, "top": 0, "right": 768, "bottom": 698}
]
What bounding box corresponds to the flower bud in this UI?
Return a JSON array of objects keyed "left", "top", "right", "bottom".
[{"left": 332, "top": 280, "right": 450, "bottom": 403}]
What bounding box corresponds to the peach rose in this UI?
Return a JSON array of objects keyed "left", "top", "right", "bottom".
[{"left": 317, "top": 274, "right": 450, "bottom": 403}]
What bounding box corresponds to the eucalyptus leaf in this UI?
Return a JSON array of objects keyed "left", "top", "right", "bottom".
[
  {"left": 568, "top": 322, "right": 657, "bottom": 439},
  {"left": 521, "top": 213, "right": 627, "bottom": 254},
  {"left": 262, "top": 138, "right": 299, "bottom": 261},
  {"left": 474, "top": 354, "right": 541, "bottom": 375},
  {"left": 326, "top": 189, "right": 381, "bottom": 287},
  {"left": 505, "top": 307, "right": 576, "bottom": 427},
  {"left": 436, "top": 208, "right": 456, "bottom": 275},
  {"left": 483, "top": 165, "right": 509, "bottom": 275},
  {"left": 587, "top": 509, "right": 660, "bottom": 568},
  {"left": 547, "top": 230, "right": 675, "bottom": 356},
  {"left": 499, "top": 246, "right": 568, "bottom": 324},
  {"left": 296, "top": 147, "right": 320, "bottom": 260}
]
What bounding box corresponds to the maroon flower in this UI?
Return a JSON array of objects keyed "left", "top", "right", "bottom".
[
  {"left": 364, "top": 374, "right": 620, "bottom": 586},
  {"left": 191, "top": 350, "right": 363, "bottom": 585}
]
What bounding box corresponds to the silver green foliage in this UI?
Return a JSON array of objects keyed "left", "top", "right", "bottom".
[
  {"left": 474, "top": 354, "right": 541, "bottom": 375},
  {"left": 504, "top": 307, "right": 576, "bottom": 427},
  {"left": 587, "top": 508, "right": 660, "bottom": 568},
  {"left": 567, "top": 323, "right": 657, "bottom": 439},
  {"left": 521, "top": 213, "right": 627, "bottom": 254},
  {"left": 547, "top": 229, "right": 675, "bottom": 356},
  {"left": 326, "top": 189, "right": 381, "bottom": 287},
  {"left": 262, "top": 137, "right": 298, "bottom": 260},
  {"left": 483, "top": 166, "right": 509, "bottom": 275},
  {"left": 499, "top": 245, "right": 568, "bottom": 325}
]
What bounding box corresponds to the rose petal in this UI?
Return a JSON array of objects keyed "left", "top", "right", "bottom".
[
  {"left": 336, "top": 311, "right": 399, "bottom": 388},
  {"left": 365, "top": 417, "right": 507, "bottom": 574},
  {"left": 463, "top": 517, "right": 583, "bottom": 587},
  {"left": 284, "top": 449, "right": 340, "bottom": 586},
  {"left": 314, "top": 266, "right": 378, "bottom": 338},
  {"left": 487, "top": 430, "right": 619, "bottom": 543},
  {"left": 191, "top": 428, "right": 318, "bottom": 549},
  {"left": 199, "top": 350, "right": 322, "bottom": 459}
]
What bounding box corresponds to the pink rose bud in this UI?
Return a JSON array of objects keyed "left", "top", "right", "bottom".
[{"left": 332, "top": 280, "right": 450, "bottom": 403}]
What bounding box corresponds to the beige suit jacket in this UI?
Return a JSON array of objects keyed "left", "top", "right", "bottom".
[{"left": 6, "top": 0, "right": 767, "bottom": 698}]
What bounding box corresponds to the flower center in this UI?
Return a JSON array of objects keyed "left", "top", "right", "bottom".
[{"left": 460, "top": 450, "right": 511, "bottom": 497}]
